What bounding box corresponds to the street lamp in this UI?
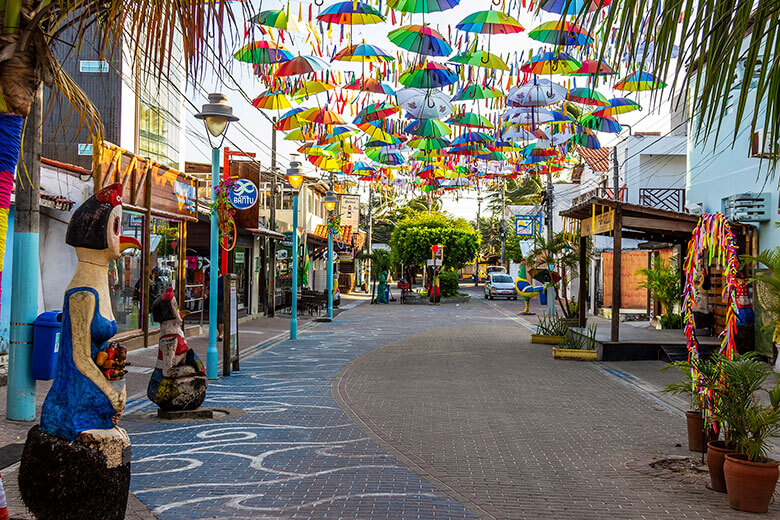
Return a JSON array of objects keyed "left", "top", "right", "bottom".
[
  {"left": 195, "top": 93, "right": 238, "bottom": 380},
  {"left": 323, "top": 190, "right": 338, "bottom": 319},
  {"left": 287, "top": 160, "right": 304, "bottom": 339}
]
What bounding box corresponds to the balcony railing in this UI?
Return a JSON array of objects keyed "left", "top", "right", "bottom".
[
  {"left": 572, "top": 186, "right": 626, "bottom": 207},
  {"left": 638, "top": 188, "right": 685, "bottom": 212}
]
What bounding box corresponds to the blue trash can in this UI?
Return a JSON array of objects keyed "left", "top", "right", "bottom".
[
  {"left": 32, "top": 311, "right": 62, "bottom": 380},
  {"left": 538, "top": 286, "right": 547, "bottom": 306}
]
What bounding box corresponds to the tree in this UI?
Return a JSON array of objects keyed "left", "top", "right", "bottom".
[
  {"left": 636, "top": 256, "right": 681, "bottom": 318},
  {"left": 527, "top": 231, "right": 584, "bottom": 318},
  {"left": 485, "top": 175, "right": 544, "bottom": 216},
  {"left": 390, "top": 213, "right": 479, "bottom": 271},
  {"left": 368, "top": 194, "right": 441, "bottom": 244}
]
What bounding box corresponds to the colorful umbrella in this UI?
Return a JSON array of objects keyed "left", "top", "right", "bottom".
[
  {"left": 404, "top": 118, "right": 451, "bottom": 138},
  {"left": 520, "top": 51, "right": 581, "bottom": 75},
  {"left": 298, "top": 143, "right": 333, "bottom": 157},
  {"left": 353, "top": 102, "right": 400, "bottom": 124},
  {"left": 476, "top": 151, "right": 507, "bottom": 162},
  {"left": 451, "top": 131, "right": 493, "bottom": 146},
  {"left": 358, "top": 121, "right": 397, "bottom": 143},
  {"left": 579, "top": 114, "right": 622, "bottom": 133},
  {"left": 325, "top": 141, "right": 363, "bottom": 155},
  {"left": 344, "top": 77, "right": 396, "bottom": 95},
  {"left": 319, "top": 126, "right": 359, "bottom": 144},
  {"left": 507, "top": 79, "right": 567, "bottom": 106},
  {"left": 275, "top": 108, "right": 305, "bottom": 130},
  {"left": 396, "top": 88, "right": 453, "bottom": 119},
  {"left": 347, "top": 161, "right": 377, "bottom": 175},
  {"left": 251, "top": 91, "right": 292, "bottom": 110},
  {"left": 570, "top": 131, "right": 601, "bottom": 149},
  {"left": 292, "top": 81, "right": 336, "bottom": 100},
  {"left": 332, "top": 43, "right": 394, "bottom": 62},
  {"left": 298, "top": 107, "right": 345, "bottom": 125},
  {"left": 316, "top": 1, "right": 385, "bottom": 25},
  {"left": 366, "top": 149, "right": 405, "bottom": 165},
  {"left": 408, "top": 137, "right": 451, "bottom": 150},
  {"left": 614, "top": 71, "right": 667, "bottom": 91},
  {"left": 399, "top": 62, "right": 458, "bottom": 88},
  {"left": 284, "top": 127, "right": 318, "bottom": 141},
  {"left": 250, "top": 9, "right": 289, "bottom": 29},
  {"left": 308, "top": 155, "right": 349, "bottom": 172},
  {"left": 527, "top": 21, "right": 594, "bottom": 46},
  {"left": 446, "top": 111, "right": 494, "bottom": 128},
  {"left": 449, "top": 49, "right": 509, "bottom": 71},
  {"left": 566, "top": 87, "right": 610, "bottom": 106},
  {"left": 275, "top": 55, "right": 329, "bottom": 77},
  {"left": 388, "top": 0, "right": 460, "bottom": 14},
  {"left": 539, "top": 0, "right": 611, "bottom": 15},
  {"left": 451, "top": 83, "right": 505, "bottom": 101},
  {"left": 388, "top": 25, "right": 453, "bottom": 56},
  {"left": 568, "top": 58, "right": 616, "bottom": 76},
  {"left": 591, "top": 97, "right": 641, "bottom": 117},
  {"left": 456, "top": 10, "right": 523, "bottom": 34},
  {"left": 234, "top": 41, "right": 293, "bottom": 64}
]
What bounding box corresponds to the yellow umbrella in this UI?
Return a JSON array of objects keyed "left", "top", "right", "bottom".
[
  {"left": 292, "top": 81, "right": 337, "bottom": 101},
  {"left": 251, "top": 91, "right": 292, "bottom": 110}
]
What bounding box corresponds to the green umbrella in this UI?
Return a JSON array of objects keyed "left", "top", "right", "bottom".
[
  {"left": 388, "top": 0, "right": 460, "bottom": 14},
  {"left": 408, "top": 137, "right": 451, "bottom": 149},
  {"left": 449, "top": 49, "right": 509, "bottom": 71},
  {"left": 388, "top": 24, "right": 452, "bottom": 56},
  {"left": 446, "top": 112, "right": 494, "bottom": 129},
  {"left": 456, "top": 10, "right": 524, "bottom": 34},
  {"left": 251, "top": 9, "right": 289, "bottom": 29},
  {"left": 452, "top": 83, "right": 505, "bottom": 101},
  {"left": 404, "top": 118, "right": 451, "bottom": 138},
  {"left": 399, "top": 62, "right": 458, "bottom": 88}
]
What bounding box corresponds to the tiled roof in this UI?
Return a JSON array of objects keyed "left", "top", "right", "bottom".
[
  {"left": 313, "top": 224, "right": 353, "bottom": 246},
  {"left": 576, "top": 146, "right": 611, "bottom": 173}
]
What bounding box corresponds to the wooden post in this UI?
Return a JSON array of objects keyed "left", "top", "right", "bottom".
[
  {"left": 578, "top": 234, "right": 587, "bottom": 327},
  {"left": 611, "top": 207, "right": 622, "bottom": 342}
]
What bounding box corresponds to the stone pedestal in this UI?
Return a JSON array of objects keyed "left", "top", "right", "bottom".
[{"left": 18, "top": 425, "right": 130, "bottom": 520}]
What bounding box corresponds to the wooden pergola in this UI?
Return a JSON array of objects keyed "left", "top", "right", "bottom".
[{"left": 560, "top": 197, "right": 756, "bottom": 342}]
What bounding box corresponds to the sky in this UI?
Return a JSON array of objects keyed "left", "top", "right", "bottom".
[{"left": 184, "top": 0, "right": 678, "bottom": 223}]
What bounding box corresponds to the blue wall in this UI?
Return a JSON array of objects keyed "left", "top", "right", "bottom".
[{"left": 0, "top": 207, "right": 13, "bottom": 354}]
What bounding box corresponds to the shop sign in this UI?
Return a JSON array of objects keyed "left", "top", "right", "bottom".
[
  {"left": 582, "top": 209, "right": 615, "bottom": 236},
  {"left": 174, "top": 180, "right": 197, "bottom": 213},
  {"left": 339, "top": 194, "right": 360, "bottom": 228},
  {"left": 276, "top": 250, "right": 288, "bottom": 260},
  {"left": 515, "top": 214, "right": 541, "bottom": 237},
  {"left": 235, "top": 250, "right": 245, "bottom": 263},
  {"left": 281, "top": 231, "right": 294, "bottom": 249},
  {"left": 229, "top": 179, "right": 258, "bottom": 210},
  {"left": 339, "top": 253, "right": 352, "bottom": 262}
]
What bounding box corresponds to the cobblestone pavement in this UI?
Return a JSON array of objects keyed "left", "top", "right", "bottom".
[
  {"left": 336, "top": 288, "right": 779, "bottom": 519},
  {"left": 124, "top": 300, "right": 500, "bottom": 519}
]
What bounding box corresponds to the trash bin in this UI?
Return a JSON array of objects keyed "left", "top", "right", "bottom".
[
  {"left": 32, "top": 311, "right": 62, "bottom": 380},
  {"left": 537, "top": 286, "right": 547, "bottom": 306}
]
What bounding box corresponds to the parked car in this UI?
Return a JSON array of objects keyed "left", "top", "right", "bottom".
[
  {"left": 486, "top": 265, "right": 507, "bottom": 276},
  {"left": 484, "top": 273, "right": 517, "bottom": 300}
]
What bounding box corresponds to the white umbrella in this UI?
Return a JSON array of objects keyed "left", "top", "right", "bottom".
[
  {"left": 396, "top": 88, "right": 453, "bottom": 120},
  {"left": 507, "top": 79, "right": 567, "bottom": 107}
]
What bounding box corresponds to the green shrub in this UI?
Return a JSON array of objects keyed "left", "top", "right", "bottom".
[
  {"left": 536, "top": 315, "right": 570, "bottom": 336},
  {"left": 660, "top": 313, "right": 682, "bottom": 329},
  {"left": 563, "top": 325, "right": 598, "bottom": 350},
  {"left": 438, "top": 269, "right": 460, "bottom": 297}
]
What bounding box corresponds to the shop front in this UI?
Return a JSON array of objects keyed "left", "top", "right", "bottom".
[{"left": 96, "top": 142, "right": 198, "bottom": 348}]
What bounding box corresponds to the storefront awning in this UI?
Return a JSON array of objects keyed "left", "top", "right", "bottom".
[{"left": 246, "top": 225, "right": 285, "bottom": 240}]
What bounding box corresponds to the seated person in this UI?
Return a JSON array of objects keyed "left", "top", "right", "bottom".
[{"left": 147, "top": 287, "right": 207, "bottom": 411}]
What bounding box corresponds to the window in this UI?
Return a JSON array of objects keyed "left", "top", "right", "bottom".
[
  {"left": 79, "top": 60, "right": 109, "bottom": 73},
  {"left": 108, "top": 211, "right": 144, "bottom": 334},
  {"left": 78, "top": 143, "right": 93, "bottom": 155},
  {"left": 149, "top": 218, "right": 180, "bottom": 326}
]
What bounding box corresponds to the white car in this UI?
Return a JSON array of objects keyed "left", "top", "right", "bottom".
[{"left": 484, "top": 273, "right": 517, "bottom": 300}]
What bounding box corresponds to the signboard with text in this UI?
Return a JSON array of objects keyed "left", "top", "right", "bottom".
[
  {"left": 514, "top": 215, "right": 542, "bottom": 237},
  {"left": 339, "top": 194, "right": 361, "bottom": 228},
  {"left": 582, "top": 209, "right": 615, "bottom": 236}
]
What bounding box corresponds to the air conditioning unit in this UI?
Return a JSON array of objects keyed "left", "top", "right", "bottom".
[{"left": 723, "top": 192, "right": 770, "bottom": 222}]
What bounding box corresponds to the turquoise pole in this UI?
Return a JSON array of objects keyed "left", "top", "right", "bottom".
[
  {"left": 7, "top": 232, "right": 38, "bottom": 420},
  {"left": 290, "top": 193, "right": 298, "bottom": 339},
  {"left": 327, "top": 225, "right": 333, "bottom": 319},
  {"left": 206, "top": 146, "right": 219, "bottom": 379}
]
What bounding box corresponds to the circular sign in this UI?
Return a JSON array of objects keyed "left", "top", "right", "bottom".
[{"left": 229, "top": 179, "right": 258, "bottom": 210}]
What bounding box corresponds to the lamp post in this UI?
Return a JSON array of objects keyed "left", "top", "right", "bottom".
[
  {"left": 287, "top": 161, "right": 304, "bottom": 339},
  {"left": 195, "top": 93, "right": 238, "bottom": 380},
  {"left": 323, "top": 190, "right": 338, "bottom": 320}
]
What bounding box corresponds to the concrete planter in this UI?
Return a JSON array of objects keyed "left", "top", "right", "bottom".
[
  {"left": 552, "top": 348, "right": 598, "bottom": 361},
  {"left": 530, "top": 334, "right": 565, "bottom": 345}
]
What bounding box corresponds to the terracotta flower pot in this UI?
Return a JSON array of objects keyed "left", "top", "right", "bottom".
[
  {"left": 685, "top": 411, "right": 717, "bottom": 452},
  {"left": 707, "top": 440, "right": 737, "bottom": 493},
  {"left": 723, "top": 453, "right": 780, "bottom": 513}
]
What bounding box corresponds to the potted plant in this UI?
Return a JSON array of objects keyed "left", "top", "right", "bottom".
[
  {"left": 661, "top": 357, "right": 719, "bottom": 453},
  {"left": 552, "top": 324, "right": 598, "bottom": 361},
  {"left": 636, "top": 257, "right": 681, "bottom": 328},
  {"left": 715, "top": 353, "right": 780, "bottom": 513},
  {"left": 531, "top": 315, "right": 568, "bottom": 344}
]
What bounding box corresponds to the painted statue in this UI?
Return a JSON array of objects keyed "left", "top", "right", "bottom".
[
  {"left": 147, "top": 287, "right": 207, "bottom": 411},
  {"left": 19, "top": 183, "right": 132, "bottom": 520},
  {"left": 515, "top": 260, "right": 539, "bottom": 315},
  {"left": 377, "top": 270, "right": 389, "bottom": 304}
]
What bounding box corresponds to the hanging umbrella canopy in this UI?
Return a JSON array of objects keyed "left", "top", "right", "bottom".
[
  {"left": 527, "top": 21, "right": 594, "bottom": 46},
  {"left": 325, "top": 140, "right": 363, "bottom": 155},
  {"left": 408, "top": 136, "right": 451, "bottom": 150},
  {"left": 275, "top": 108, "right": 305, "bottom": 130},
  {"left": 333, "top": 43, "right": 394, "bottom": 62},
  {"left": 447, "top": 111, "right": 494, "bottom": 128},
  {"left": 568, "top": 58, "right": 616, "bottom": 76},
  {"left": 523, "top": 143, "right": 559, "bottom": 157},
  {"left": 399, "top": 62, "right": 458, "bottom": 88},
  {"left": 541, "top": 110, "right": 577, "bottom": 124},
  {"left": 358, "top": 121, "right": 397, "bottom": 143},
  {"left": 451, "top": 131, "right": 493, "bottom": 146},
  {"left": 507, "top": 79, "right": 567, "bottom": 106},
  {"left": 579, "top": 114, "right": 622, "bottom": 133},
  {"left": 316, "top": 1, "right": 385, "bottom": 25},
  {"left": 308, "top": 155, "right": 350, "bottom": 172},
  {"left": 299, "top": 107, "right": 345, "bottom": 125},
  {"left": 250, "top": 9, "right": 289, "bottom": 29},
  {"left": 539, "top": 0, "right": 611, "bottom": 15},
  {"left": 404, "top": 118, "right": 451, "bottom": 137},
  {"left": 614, "top": 71, "right": 667, "bottom": 91},
  {"left": 234, "top": 41, "right": 293, "bottom": 64},
  {"left": 566, "top": 87, "right": 610, "bottom": 106},
  {"left": 452, "top": 83, "right": 505, "bottom": 101},
  {"left": 284, "top": 127, "right": 318, "bottom": 141},
  {"left": 503, "top": 106, "right": 554, "bottom": 124},
  {"left": 344, "top": 77, "right": 396, "bottom": 95},
  {"left": 456, "top": 10, "right": 524, "bottom": 34},
  {"left": 570, "top": 131, "right": 601, "bottom": 149},
  {"left": 298, "top": 142, "right": 333, "bottom": 157},
  {"left": 476, "top": 151, "right": 507, "bottom": 162},
  {"left": 411, "top": 148, "right": 447, "bottom": 160},
  {"left": 396, "top": 88, "right": 453, "bottom": 119},
  {"left": 388, "top": 0, "right": 460, "bottom": 14},
  {"left": 520, "top": 52, "right": 581, "bottom": 75},
  {"left": 319, "top": 126, "right": 359, "bottom": 143},
  {"left": 252, "top": 91, "right": 291, "bottom": 110},
  {"left": 450, "top": 49, "right": 509, "bottom": 71},
  {"left": 275, "top": 55, "right": 330, "bottom": 77},
  {"left": 499, "top": 126, "right": 537, "bottom": 141},
  {"left": 366, "top": 149, "right": 406, "bottom": 165},
  {"left": 591, "top": 97, "right": 641, "bottom": 117},
  {"left": 353, "top": 101, "right": 401, "bottom": 124},
  {"left": 347, "top": 161, "right": 377, "bottom": 175},
  {"left": 449, "top": 144, "right": 491, "bottom": 156},
  {"left": 292, "top": 80, "right": 337, "bottom": 100},
  {"left": 490, "top": 140, "right": 525, "bottom": 153},
  {"left": 388, "top": 24, "right": 453, "bottom": 56}
]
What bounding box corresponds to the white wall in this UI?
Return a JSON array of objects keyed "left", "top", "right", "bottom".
[{"left": 618, "top": 134, "right": 686, "bottom": 205}]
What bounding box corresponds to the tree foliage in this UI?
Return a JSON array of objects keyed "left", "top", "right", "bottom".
[
  {"left": 528, "top": 231, "right": 584, "bottom": 318},
  {"left": 390, "top": 213, "right": 479, "bottom": 270},
  {"left": 485, "top": 175, "right": 544, "bottom": 217},
  {"left": 635, "top": 256, "right": 681, "bottom": 316}
]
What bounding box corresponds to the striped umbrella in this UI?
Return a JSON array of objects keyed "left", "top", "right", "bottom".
[
  {"left": 251, "top": 91, "right": 291, "bottom": 110},
  {"left": 298, "top": 107, "right": 345, "bottom": 125},
  {"left": 449, "top": 49, "right": 509, "bottom": 71},
  {"left": 234, "top": 41, "right": 293, "bottom": 64},
  {"left": 275, "top": 55, "right": 329, "bottom": 77},
  {"left": 579, "top": 114, "right": 622, "bottom": 133},
  {"left": 316, "top": 1, "right": 385, "bottom": 25},
  {"left": 404, "top": 118, "right": 451, "bottom": 138},
  {"left": 353, "top": 102, "right": 400, "bottom": 124},
  {"left": 527, "top": 21, "right": 594, "bottom": 46},
  {"left": 452, "top": 83, "right": 505, "bottom": 101},
  {"left": 520, "top": 52, "right": 581, "bottom": 75},
  {"left": 292, "top": 81, "right": 336, "bottom": 100},
  {"left": 407, "top": 137, "right": 451, "bottom": 149},
  {"left": 275, "top": 108, "right": 305, "bottom": 130},
  {"left": 250, "top": 9, "right": 289, "bottom": 29},
  {"left": 388, "top": 0, "right": 460, "bottom": 14},
  {"left": 332, "top": 43, "right": 394, "bottom": 63},
  {"left": 591, "top": 97, "right": 641, "bottom": 117},
  {"left": 456, "top": 10, "right": 523, "bottom": 34},
  {"left": 344, "top": 77, "right": 396, "bottom": 95},
  {"left": 388, "top": 25, "right": 452, "bottom": 56},
  {"left": 447, "top": 112, "right": 494, "bottom": 129},
  {"left": 614, "top": 71, "right": 667, "bottom": 91},
  {"left": 568, "top": 58, "right": 616, "bottom": 76},
  {"left": 399, "top": 62, "right": 458, "bottom": 88},
  {"left": 566, "top": 87, "right": 610, "bottom": 106},
  {"left": 539, "top": 0, "right": 611, "bottom": 15}
]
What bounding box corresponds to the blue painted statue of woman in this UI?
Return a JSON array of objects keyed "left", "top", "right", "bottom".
[{"left": 40, "top": 183, "right": 131, "bottom": 448}]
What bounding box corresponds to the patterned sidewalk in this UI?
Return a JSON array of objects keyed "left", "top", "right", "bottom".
[{"left": 124, "top": 303, "right": 501, "bottom": 519}]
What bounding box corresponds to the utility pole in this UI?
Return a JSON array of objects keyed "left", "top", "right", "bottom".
[
  {"left": 500, "top": 177, "right": 506, "bottom": 267},
  {"left": 545, "top": 172, "right": 555, "bottom": 315},
  {"left": 367, "top": 183, "right": 373, "bottom": 292},
  {"left": 268, "top": 117, "right": 277, "bottom": 317},
  {"left": 475, "top": 195, "right": 481, "bottom": 286},
  {"left": 612, "top": 146, "right": 619, "bottom": 201},
  {"left": 7, "top": 88, "right": 41, "bottom": 420}
]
